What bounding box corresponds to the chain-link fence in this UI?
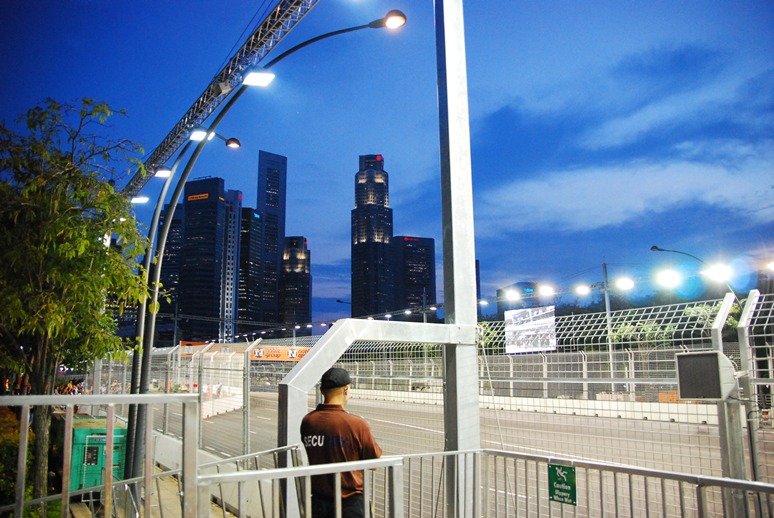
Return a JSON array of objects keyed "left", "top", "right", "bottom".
[{"left": 71, "top": 292, "right": 774, "bottom": 485}]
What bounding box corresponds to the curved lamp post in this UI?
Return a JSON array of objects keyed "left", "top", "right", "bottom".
[
  {"left": 650, "top": 244, "right": 739, "bottom": 300},
  {"left": 127, "top": 8, "right": 408, "bottom": 479}
]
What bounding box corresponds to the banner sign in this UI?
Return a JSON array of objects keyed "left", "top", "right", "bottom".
[
  {"left": 504, "top": 306, "right": 557, "bottom": 354},
  {"left": 251, "top": 346, "right": 310, "bottom": 362}
]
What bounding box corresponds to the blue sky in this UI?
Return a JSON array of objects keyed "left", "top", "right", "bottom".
[{"left": 1, "top": 1, "right": 772, "bottom": 323}]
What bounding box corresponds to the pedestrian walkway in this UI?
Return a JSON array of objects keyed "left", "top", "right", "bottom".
[{"left": 68, "top": 468, "right": 233, "bottom": 517}]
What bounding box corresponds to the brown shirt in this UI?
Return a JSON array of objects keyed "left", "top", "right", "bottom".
[{"left": 300, "top": 404, "right": 382, "bottom": 499}]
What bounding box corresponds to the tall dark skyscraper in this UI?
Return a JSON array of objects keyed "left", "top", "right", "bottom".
[
  {"left": 257, "top": 151, "right": 287, "bottom": 324},
  {"left": 351, "top": 154, "right": 393, "bottom": 317},
  {"left": 221, "top": 189, "right": 242, "bottom": 340},
  {"left": 158, "top": 203, "right": 184, "bottom": 316},
  {"left": 177, "top": 178, "right": 242, "bottom": 341},
  {"left": 280, "top": 236, "right": 312, "bottom": 333},
  {"left": 390, "top": 236, "right": 436, "bottom": 311},
  {"left": 238, "top": 208, "right": 263, "bottom": 335}
]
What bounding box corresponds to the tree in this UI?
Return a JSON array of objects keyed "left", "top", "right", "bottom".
[{"left": 0, "top": 98, "right": 148, "bottom": 500}]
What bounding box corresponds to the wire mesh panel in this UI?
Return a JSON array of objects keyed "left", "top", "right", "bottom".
[
  {"left": 478, "top": 299, "right": 739, "bottom": 479},
  {"left": 331, "top": 341, "right": 446, "bottom": 457},
  {"left": 62, "top": 292, "right": 773, "bottom": 502},
  {"left": 747, "top": 292, "right": 774, "bottom": 484}
]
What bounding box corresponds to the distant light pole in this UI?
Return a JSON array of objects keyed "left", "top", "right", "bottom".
[{"left": 127, "top": 9, "right": 408, "bottom": 481}]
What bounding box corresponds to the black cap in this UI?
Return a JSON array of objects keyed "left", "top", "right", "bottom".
[{"left": 320, "top": 367, "right": 351, "bottom": 389}]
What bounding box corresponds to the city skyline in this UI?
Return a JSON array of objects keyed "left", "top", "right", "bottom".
[{"left": 1, "top": 1, "right": 772, "bottom": 324}]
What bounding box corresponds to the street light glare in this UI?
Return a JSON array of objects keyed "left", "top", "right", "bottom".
[
  {"left": 703, "top": 263, "right": 732, "bottom": 282},
  {"left": 505, "top": 290, "right": 521, "bottom": 301},
  {"left": 575, "top": 285, "right": 592, "bottom": 296},
  {"left": 538, "top": 285, "right": 556, "bottom": 296},
  {"left": 615, "top": 277, "right": 635, "bottom": 291},
  {"left": 656, "top": 269, "right": 681, "bottom": 288},
  {"left": 131, "top": 196, "right": 149, "bottom": 204}
]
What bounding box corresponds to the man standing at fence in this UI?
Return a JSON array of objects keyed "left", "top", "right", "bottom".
[{"left": 301, "top": 367, "right": 382, "bottom": 518}]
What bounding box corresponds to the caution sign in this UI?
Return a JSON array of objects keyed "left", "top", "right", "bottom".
[{"left": 548, "top": 464, "right": 576, "bottom": 505}]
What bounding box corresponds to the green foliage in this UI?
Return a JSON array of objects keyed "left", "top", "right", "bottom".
[
  {"left": 683, "top": 300, "right": 742, "bottom": 336},
  {"left": 0, "top": 407, "right": 33, "bottom": 506},
  {"left": 0, "top": 98, "right": 148, "bottom": 392},
  {"left": 611, "top": 320, "right": 677, "bottom": 350}
]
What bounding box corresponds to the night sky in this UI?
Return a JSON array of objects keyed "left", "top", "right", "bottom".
[{"left": 1, "top": 0, "right": 772, "bottom": 322}]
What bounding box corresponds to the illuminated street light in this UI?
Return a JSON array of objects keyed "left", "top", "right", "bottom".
[
  {"left": 130, "top": 195, "right": 149, "bottom": 204},
  {"left": 189, "top": 128, "right": 241, "bottom": 148},
  {"left": 615, "top": 277, "right": 635, "bottom": 291},
  {"left": 575, "top": 285, "right": 592, "bottom": 296},
  {"left": 153, "top": 166, "right": 172, "bottom": 178},
  {"left": 656, "top": 269, "right": 681, "bottom": 288},
  {"left": 505, "top": 290, "right": 521, "bottom": 301},
  {"left": 703, "top": 263, "right": 733, "bottom": 283},
  {"left": 538, "top": 285, "right": 556, "bottom": 297}
]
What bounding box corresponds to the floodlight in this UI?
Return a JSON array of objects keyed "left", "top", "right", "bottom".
[
  {"left": 575, "top": 285, "right": 592, "bottom": 296},
  {"left": 656, "top": 269, "right": 681, "bottom": 288},
  {"left": 154, "top": 166, "right": 172, "bottom": 178},
  {"left": 242, "top": 65, "right": 276, "bottom": 87},
  {"left": 702, "top": 263, "right": 732, "bottom": 283}
]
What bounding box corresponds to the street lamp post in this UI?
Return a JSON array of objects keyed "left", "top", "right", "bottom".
[
  {"left": 127, "top": 8, "right": 408, "bottom": 484},
  {"left": 650, "top": 244, "right": 749, "bottom": 516}
]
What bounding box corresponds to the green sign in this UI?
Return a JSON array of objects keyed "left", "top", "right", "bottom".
[{"left": 548, "top": 463, "right": 576, "bottom": 506}]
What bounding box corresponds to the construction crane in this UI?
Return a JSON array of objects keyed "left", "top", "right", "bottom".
[{"left": 122, "top": 0, "right": 319, "bottom": 197}]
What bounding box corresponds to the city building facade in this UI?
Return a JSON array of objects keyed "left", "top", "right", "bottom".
[
  {"left": 256, "top": 151, "right": 287, "bottom": 325},
  {"left": 280, "top": 236, "right": 312, "bottom": 335},
  {"left": 390, "top": 236, "right": 436, "bottom": 312},
  {"left": 351, "top": 154, "right": 393, "bottom": 317},
  {"left": 177, "top": 177, "right": 242, "bottom": 341}
]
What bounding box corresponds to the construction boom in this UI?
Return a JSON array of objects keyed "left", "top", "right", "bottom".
[{"left": 122, "top": 0, "right": 319, "bottom": 197}]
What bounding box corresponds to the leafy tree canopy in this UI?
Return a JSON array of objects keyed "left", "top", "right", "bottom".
[{"left": 0, "top": 98, "right": 149, "bottom": 394}]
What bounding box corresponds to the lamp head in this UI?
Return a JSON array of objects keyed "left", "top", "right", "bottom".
[
  {"left": 154, "top": 166, "right": 172, "bottom": 178},
  {"left": 369, "top": 9, "right": 407, "bottom": 29},
  {"left": 242, "top": 65, "right": 276, "bottom": 87},
  {"left": 225, "top": 137, "right": 241, "bottom": 149},
  {"left": 189, "top": 128, "right": 209, "bottom": 141},
  {"left": 651, "top": 245, "right": 665, "bottom": 252}
]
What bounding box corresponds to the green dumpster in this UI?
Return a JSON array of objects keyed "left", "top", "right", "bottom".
[{"left": 68, "top": 416, "right": 127, "bottom": 491}]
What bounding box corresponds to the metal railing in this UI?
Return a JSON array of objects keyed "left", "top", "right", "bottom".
[{"left": 3, "top": 395, "right": 774, "bottom": 517}]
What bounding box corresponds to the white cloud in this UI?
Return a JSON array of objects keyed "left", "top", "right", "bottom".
[{"left": 475, "top": 152, "right": 774, "bottom": 236}]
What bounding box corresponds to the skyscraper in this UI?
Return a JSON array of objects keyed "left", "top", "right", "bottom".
[
  {"left": 280, "top": 236, "right": 312, "bottom": 333},
  {"left": 177, "top": 177, "right": 242, "bottom": 341},
  {"left": 391, "top": 236, "right": 436, "bottom": 312},
  {"left": 351, "top": 154, "right": 393, "bottom": 317},
  {"left": 221, "top": 189, "right": 242, "bottom": 340},
  {"left": 158, "top": 203, "right": 184, "bottom": 316},
  {"left": 256, "top": 151, "right": 287, "bottom": 324},
  {"left": 238, "top": 208, "right": 263, "bottom": 335}
]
